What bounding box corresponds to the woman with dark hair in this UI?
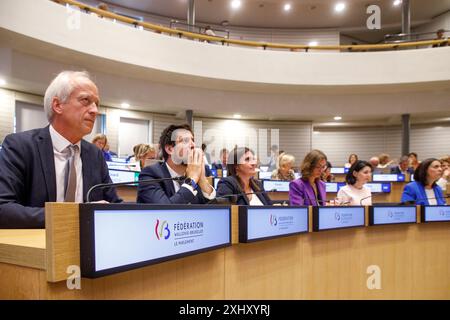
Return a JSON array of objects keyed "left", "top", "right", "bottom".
[
  {"left": 216, "top": 147, "right": 272, "bottom": 205},
  {"left": 344, "top": 153, "right": 358, "bottom": 168},
  {"left": 336, "top": 160, "right": 372, "bottom": 206},
  {"left": 289, "top": 149, "right": 327, "bottom": 206},
  {"left": 321, "top": 161, "right": 335, "bottom": 182},
  {"left": 401, "top": 158, "right": 445, "bottom": 205}
]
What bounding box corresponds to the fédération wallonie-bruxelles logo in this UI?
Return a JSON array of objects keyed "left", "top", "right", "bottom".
[
  {"left": 155, "top": 219, "right": 171, "bottom": 240},
  {"left": 269, "top": 214, "right": 278, "bottom": 226}
]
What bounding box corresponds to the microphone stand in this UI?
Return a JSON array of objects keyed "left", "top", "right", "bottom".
[{"left": 86, "top": 176, "right": 186, "bottom": 203}]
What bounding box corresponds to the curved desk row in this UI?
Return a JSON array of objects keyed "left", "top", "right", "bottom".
[{"left": 1, "top": 203, "right": 449, "bottom": 299}]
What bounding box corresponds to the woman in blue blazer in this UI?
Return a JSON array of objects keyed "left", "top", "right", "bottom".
[
  {"left": 216, "top": 147, "right": 272, "bottom": 206},
  {"left": 401, "top": 158, "right": 446, "bottom": 205}
]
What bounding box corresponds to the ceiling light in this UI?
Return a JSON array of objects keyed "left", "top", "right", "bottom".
[
  {"left": 309, "top": 41, "right": 318, "bottom": 46},
  {"left": 233, "top": 114, "right": 242, "bottom": 119},
  {"left": 284, "top": 4, "right": 291, "bottom": 11},
  {"left": 0, "top": 78, "right": 6, "bottom": 86},
  {"left": 393, "top": 0, "right": 402, "bottom": 6},
  {"left": 334, "top": 2, "right": 346, "bottom": 12},
  {"left": 334, "top": 116, "right": 342, "bottom": 120},
  {"left": 231, "top": 0, "right": 241, "bottom": 9},
  {"left": 121, "top": 102, "right": 130, "bottom": 108}
]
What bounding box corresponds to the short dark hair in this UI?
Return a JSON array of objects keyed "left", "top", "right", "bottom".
[
  {"left": 346, "top": 160, "right": 372, "bottom": 185},
  {"left": 413, "top": 158, "right": 439, "bottom": 186},
  {"left": 326, "top": 161, "right": 332, "bottom": 169},
  {"left": 159, "top": 124, "right": 193, "bottom": 161},
  {"left": 408, "top": 152, "right": 418, "bottom": 159}
]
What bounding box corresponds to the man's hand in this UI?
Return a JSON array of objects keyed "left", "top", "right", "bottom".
[{"left": 185, "top": 148, "right": 203, "bottom": 183}]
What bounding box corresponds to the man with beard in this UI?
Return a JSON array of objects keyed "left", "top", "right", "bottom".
[{"left": 137, "top": 124, "right": 215, "bottom": 204}]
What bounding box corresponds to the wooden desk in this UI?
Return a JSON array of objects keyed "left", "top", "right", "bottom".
[{"left": 2, "top": 204, "right": 450, "bottom": 299}]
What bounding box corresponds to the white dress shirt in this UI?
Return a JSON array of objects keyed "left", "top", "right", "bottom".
[
  {"left": 425, "top": 188, "right": 437, "bottom": 205},
  {"left": 49, "top": 125, "right": 83, "bottom": 203},
  {"left": 165, "top": 163, "right": 216, "bottom": 200},
  {"left": 249, "top": 194, "right": 264, "bottom": 206}
]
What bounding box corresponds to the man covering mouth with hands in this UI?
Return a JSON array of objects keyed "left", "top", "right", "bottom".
[{"left": 137, "top": 124, "right": 215, "bottom": 204}]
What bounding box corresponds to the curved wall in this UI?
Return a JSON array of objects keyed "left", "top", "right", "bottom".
[{"left": 1, "top": 0, "right": 450, "bottom": 87}]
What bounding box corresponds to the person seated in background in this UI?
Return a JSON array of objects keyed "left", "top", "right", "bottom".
[
  {"left": 432, "top": 29, "right": 448, "bottom": 48},
  {"left": 344, "top": 153, "right": 358, "bottom": 168},
  {"left": 401, "top": 158, "right": 445, "bottom": 205},
  {"left": 127, "top": 143, "right": 143, "bottom": 164},
  {"left": 391, "top": 155, "right": 414, "bottom": 175},
  {"left": 436, "top": 156, "right": 450, "bottom": 192},
  {"left": 137, "top": 124, "right": 215, "bottom": 204},
  {"left": 377, "top": 153, "right": 393, "bottom": 169},
  {"left": 134, "top": 144, "right": 158, "bottom": 172},
  {"left": 216, "top": 147, "right": 272, "bottom": 205},
  {"left": 271, "top": 153, "right": 296, "bottom": 181},
  {"left": 267, "top": 144, "right": 279, "bottom": 172},
  {"left": 321, "top": 161, "right": 335, "bottom": 182},
  {"left": 369, "top": 156, "right": 380, "bottom": 170},
  {"left": 104, "top": 143, "right": 117, "bottom": 157},
  {"left": 201, "top": 143, "right": 211, "bottom": 165},
  {"left": 0, "top": 71, "right": 121, "bottom": 228},
  {"left": 408, "top": 152, "right": 420, "bottom": 172},
  {"left": 289, "top": 150, "right": 327, "bottom": 206},
  {"left": 212, "top": 148, "right": 229, "bottom": 170},
  {"left": 91, "top": 133, "right": 112, "bottom": 161},
  {"left": 336, "top": 160, "right": 372, "bottom": 206}
]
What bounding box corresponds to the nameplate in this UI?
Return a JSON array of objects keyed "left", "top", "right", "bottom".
[
  {"left": 365, "top": 183, "right": 391, "bottom": 193},
  {"left": 109, "top": 169, "right": 139, "bottom": 184},
  {"left": 258, "top": 171, "right": 273, "bottom": 180},
  {"left": 80, "top": 204, "right": 231, "bottom": 278},
  {"left": 313, "top": 206, "right": 365, "bottom": 231},
  {"left": 369, "top": 205, "right": 416, "bottom": 225},
  {"left": 372, "top": 174, "right": 405, "bottom": 182},
  {"left": 239, "top": 206, "right": 309, "bottom": 242},
  {"left": 421, "top": 205, "right": 450, "bottom": 223},
  {"left": 325, "top": 182, "right": 345, "bottom": 193},
  {"left": 263, "top": 180, "right": 290, "bottom": 192},
  {"left": 330, "top": 167, "right": 349, "bottom": 174}
]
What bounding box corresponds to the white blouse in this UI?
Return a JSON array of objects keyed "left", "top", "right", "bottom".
[{"left": 337, "top": 184, "right": 372, "bottom": 206}]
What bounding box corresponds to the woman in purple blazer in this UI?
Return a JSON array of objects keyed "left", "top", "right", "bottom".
[{"left": 289, "top": 149, "right": 328, "bottom": 206}]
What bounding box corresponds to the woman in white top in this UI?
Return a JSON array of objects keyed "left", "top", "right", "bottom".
[
  {"left": 337, "top": 160, "right": 373, "bottom": 206},
  {"left": 436, "top": 157, "right": 450, "bottom": 191}
]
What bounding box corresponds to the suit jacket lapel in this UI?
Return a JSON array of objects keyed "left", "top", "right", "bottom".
[
  {"left": 36, "top": 126, "right": 57, "bottom": 202},
  {"left": 80, "top": 140, "right": 91, "bottom": 202}
]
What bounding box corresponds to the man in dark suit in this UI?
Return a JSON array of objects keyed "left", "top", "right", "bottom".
[
  {"left": 137, "top": 124, "right": 215, "bottom": 204},
  {"left": 391, "top": 155, "right": 414, "bottom": 175},
  {"left": 0, "top": 71, "right": 121, "bottom": 228}
]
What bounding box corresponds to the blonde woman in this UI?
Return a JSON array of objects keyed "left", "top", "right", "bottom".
[
  {"left": 271, "top": 153, "right": 296, "bottom": 181},
  {"left": 91, "top": 133, "right": 112, "bottom": 161},
  {"left": 134, "top": 144, "right": 157, "bottom": 171}
]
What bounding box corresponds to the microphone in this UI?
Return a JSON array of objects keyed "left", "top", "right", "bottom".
[
  {"left": 360, "top": 195, "right": 372, "bottom": 206},
  {"left": 86, "top": 176, "right": 186, "bottom": 203}
]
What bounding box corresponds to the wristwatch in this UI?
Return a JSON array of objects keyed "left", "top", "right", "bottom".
[{"left": 184, "top": 177, "right": 198, "bottom": 190}]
